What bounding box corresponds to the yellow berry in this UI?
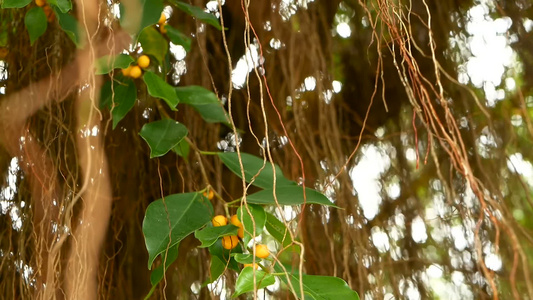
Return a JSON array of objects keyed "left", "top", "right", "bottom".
[
  {"left": 137, "top": 55, "right": 150, "bottom": 69},
  {"left": 221, "top": 235, "right": 239, "bottom": 250},
  {"left": 121, "top": 65, "right": 132, "bottom": 76},
  {"left": 158, "top": 13, "right": 166, "bottom": 25},
  {"left": 212, "top": 215, "right": 228, "bottom": 227},
  {"left": 159, "top": 24, "right": 167, "bottom": 34},
  {"left": 230, "top": 214, "right": 242, "bottom": 228},
  {"left": 203, "top": 190, "right": 214, "bottom": 200},
  {"left": 254, "top": 244, "right": 270, "bottom": 259},
  {"left": 244, "top": 263, "right": 259, "bottom": 270},
  {"left": 35, "top": 0, "right": 46, "bottom": 7},
  {"left": 129, "top": 65, "right": 142, "bottom": 79},
  {"left": 43, "top": 5, "right": 54, "bottom": 22}
]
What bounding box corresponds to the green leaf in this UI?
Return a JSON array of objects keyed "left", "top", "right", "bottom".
[
  {"left": 55, "top": 9, "right": 84, "bottom": 47},
  {"left": 143, "top": 71, "right": 179, "bottom": 110},
  {"left": 247, "top": 186, "right": 337, "bottom": 207},
  {"left": 218, "top": 152, "right": 295, "bottom": 189},
  {"left": 194, "top": 224, "right": 239, "bottom": 248},
  {"left": 144, "top": 243, "right": 179, "bottom": 300},
  {"left": 48, "top": 0, "right": 71, "bottom": 13},
  {"left": 188, "top": 103, "right": 229, "bottom": 124},
  {"left": 265, "top": 212, "right": 293, "bottom": 248},
  {"left": 139, "top": 119, "right": 188, "bottom": 158},
  {"left": 175, "top": 85, "right": 219, "bottom": 105},
  {"left": 138, "top": 26, "right": 168, "bottom": 64},
  {"left": 175, "top": 86, "right": 229, "bottom": 124},
  {"left": 110, "top": 79, "right": 137, "bottom": 129},
  {"left": 24, "top": 7, "right": 47, "bottom": 45},
  {"left": 233, "top": 267, "right": 276, "bottom": 297},
  {"left": 174, "top": 1, "right": 222, "bottom": 30},
  {"left": 166, "top": 25, "right": 191, "bottom": 52},
  {"left": 275, "top": 268, "right": 359, "bottom": 300},
  {"left": 208, "top": 239, "right": 241, "bottom": 272},
  {"left": 237, "top": 204, "right": 266, "bottom": 245},
  {"left": 95, "top": 54, "right": 133, "bottom": 75},
  {"left": 232, "top": 253, "right": 254, "bottom": 264},
  {"left": 143, "top": 192, "right": 212, "bottom": 268},
  {"left": 1, "top": 0, "right": 31, "bottom": 8},
  {"left": 120, "top": 0, "right": 163, "bottom": 35},
  {"left": 208, "top": 255, "right": 226, "bottom": 283},
  {"left": 173, "top": 139, "right": 190, "bottom": 160}
]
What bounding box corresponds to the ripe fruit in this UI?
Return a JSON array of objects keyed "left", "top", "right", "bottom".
[
  {"left": 43, "top": 5, "right": 54, "bottom": 22},
  {"left": 137, "top": 55, "right": 150, "bottom": 69},
  {"left": 243, "top": 263, "right": 259, "bottom": 270},
  {"left": 212, "top": 215, "right": 227, "bottom": 227},
  {"left": 121, "top": 65, "right": 132, "bottom": 76},
  {"left": 254, "top": 244, "right": 270, "bottom": 258},
  {"left": 230, "top": 215, "right": 244, "bottom": 238},
  {"left": 35, "top": 0, "right": 46, "bottom": 7},
  {"left": 129, "top": 65, "right": 142, "bottom": 79},
  {"left": 159, "top": 24, "right": 167, "bottom": 34},
  {"left": 158, "top": 13, "right": 166, "bottom": 25},
  {"left": 230, "top": 215, "right": 242, "bottom": 228},
  {"left": 221, "top": 235, "right": 239, "bottom": 250},
  {"left": 203, "top": 190, "right": 214, "bottom": 200}
]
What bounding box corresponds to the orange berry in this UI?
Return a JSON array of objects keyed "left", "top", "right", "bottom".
[
  {"left": 159, "top": 24, "right": 167, "bottom": 34},
  {"left": 237, "top": 227, "right": 244, "bottom": 239},
  {"left": 35, "top": 0, "right": 46, "bottom": 7},
  {"left": 244, "top": 263, "right": 259, "bottom": 270},
  {"left": 129, "top": 65, "right": 142, "bottom": 79},
  {"left": 221, "top": 235, "right": 239, "bottom": 250},
  {"left": 137, "top": 55, "right": 150, "bottom": 69},
  {"left": 158, "top": 13, "right": 166, "bottom": 25},
  {"left": 121, "top": 65, "right": 132, "bottom": 76},
  {"left": 212, "top": 215, "right": 227, "bottom": 227},
  {"left": 43, "top": 5, "right": 54, "bottom": 22},
  {"left": 203, "top": 190, "right": 214, "bottom": 200},
  {"left": 254, "top": 244, "right": 270, "bottom": 259},
  {"left": 230, "top": 214, "right": 242, "bottom": 228}
]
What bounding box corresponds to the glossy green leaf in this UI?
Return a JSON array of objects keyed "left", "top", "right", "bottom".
[
  {"left": 233, "top": 267, "right": 275, "bottom": 297},
  {"left": 144, "top": 243, "right": 179, "bottom": 300},
  {"left": 95, "top": 54, "right": 133, "bottom": 75},
  {"left": 218, "top": 152, "right": 295, "bottom": 189},
  {"left": 55, "top": 9, "right": 83, "bottom": 47},
  {"left": 138, "top": 26, "right": 168, "bottom": 64},
  {"left": 176, "top": 86, "right": 229, "bottom": 124},
  {"left": 143, "top": 71, "right": 179, "bottom": 110},
  {"left": 232, "top": 253, "right": 254, "bottom": 264},
  {"left": 208, "top": 255, "right": 226, "bottom": 283},
  {"left": 276, "top": 268, "right": 359, "bottom": 300},
  {"left": 166, "top": 25, "right": 191, "bottom": 52},
  {"left": 175, "top": 85, "right": 219, "bottom": 105},
  {"left": 247, "top": 186, "right": 337, "bottom": 207},
  {"left": 188, "top": 103, "right": 229, "bottom": 124},
  {"left": 194, "top": 224, "right": 239, "bottom": 248},
  {"left": 208, "top": 239, "right": 240, "bottom": 272},
  {"left": 48, "top": 0, "right": 71, "bottom": 13},
  {"left": 1, "top": 0, "right": 31, "bottom": 8},
  {"left": 139, "top": 119, "right": 188, "bottom": 158},
  {"left": 237, "top": 204, "right": 266, "bottom": 245},
  {"left": 172, "top": 138, "right": 190, "bottom": 160},
  {"left": 174, "top": 1, "right": 222, "bottom": 30},
  {"left": 120, "top": 0, "right": 163, "bottom": 34},
  {"left": 110, "top": 79, "right": 137, "bottom": 129},
  {"left": 143, "top": 192, "right": 212, "bottom": 268},
  {"left": 25, "top": 7, "right": 47, "bottom": 45},
  {"left": 265, "top": 212, "right": 293, "bottom": 248}
]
